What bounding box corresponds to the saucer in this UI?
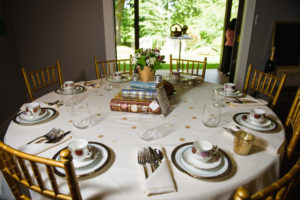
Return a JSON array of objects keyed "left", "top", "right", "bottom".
[
  {"left": 14, "top": 108, "right": 58, "bottom": 126},
  {"left": 55, "top": 85, "right": 86, "bottom": 95},
  {"left": 215, "top": 88, "right": 243, "bottom": 98},
  {"left": 233, "top": 112, "right": 277, "bottom": 131},
  {"left": 72, "top": 146, "right": 100, "bottom": 168},
  {"left": 171, "top": 142, "right": 232, "bottom": 179},
  {"left": 53, "top": 142, "right": 112, "bottom": 178},
  {"left": 107, "top": 74, "right": 131, "bottom": 83},
  {"left": 181, "top": 147, "right": 222, "bottom": 170},
  {"left": 19, "top": 109, "right": 48, "bottom": 122}
]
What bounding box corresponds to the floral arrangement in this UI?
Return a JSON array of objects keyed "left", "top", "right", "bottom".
[{"left": 132, "top": 48, "right": 165, "bottom": 71}]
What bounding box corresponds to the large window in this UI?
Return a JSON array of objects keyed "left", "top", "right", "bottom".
[{"left": 114, "top": 0, "right": 238, "bottom": 69}]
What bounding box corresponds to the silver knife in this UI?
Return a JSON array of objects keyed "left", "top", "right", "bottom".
[{"left": 46, "top": 131, "right": 71, "bottom": 143}]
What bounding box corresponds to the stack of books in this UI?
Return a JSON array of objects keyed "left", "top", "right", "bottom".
[{"left": 109, "top": 81, "right": 161, "bottom": 114}]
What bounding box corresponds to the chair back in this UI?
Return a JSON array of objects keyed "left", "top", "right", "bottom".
[
  {"left": 284, "top": 87, "right": 300, "bottom": 162},
  {"left": 170, "top": 54, "right": 207, "bottom": 79},
  {"left": 234, "top": 157, "right": 300, "bottom": 200},
  {"left": 94, "top": 56, "right": 133, "bottom": 79},
  {"left": 21, "top": 60, "right": 63, "bottom": 101},
  {"left": 0, "top": 141, "right": 82, "bottom": 200},
  {"left": 243, "top": 64, "right": 286, "bottom": 108}
]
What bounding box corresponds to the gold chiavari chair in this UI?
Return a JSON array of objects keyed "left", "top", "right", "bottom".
[
  {"left": 233, "top": 157, "right": 300, "bottom": 200},
  {"left": 170, "top": 54, "right": 207, "bottom": 80},
  {"left": 243, "top": 64, "right": 286, "bottom": 109},
  {"left": 0, "top": 141, "right": 82, "bottom": 200},
  {"left": 284, "top": 87, "right": 300, "bottom": 162},
  {"left": 21, "top": 60, "right": 63, "bottom": 101},
  {"left": 94, "top": 56, "right": 133, "bottom": 79}
]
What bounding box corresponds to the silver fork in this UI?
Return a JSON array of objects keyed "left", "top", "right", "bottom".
[
  {"left": 26, "top": 128, "right": 57, "bottom": 144},
  {"left": 138, "top": 149, "right": 148, "bottom": 178},
  {"left": 35, "top": 129, "right": 62, "bottom": 143},
  {"left": 144, "top": 148, "right": 156, "bottom": 172}
]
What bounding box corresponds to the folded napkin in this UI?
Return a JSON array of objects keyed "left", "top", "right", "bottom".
[
  {"left": 18, "top": 136, "right": 72, "bottom": 155},
  {"left": 137, "top": 147, "right": 176, "bottom": 196},
  {"left": 228, "top": 97, "right": 268, "bottom": 107}
]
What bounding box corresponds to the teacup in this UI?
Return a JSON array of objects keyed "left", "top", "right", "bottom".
[
  {"left": 172, "top": 71, "right": 181, "bottom": 80},
  {"left": 191, "top": 140, "right": 218, "bottom": 162},
  {"left": 249, "top": 108, "right": 266, "bottom": 124},
  {"left": 68, "top": 139, "right": 92, "bottom": 161},
  {"left": 24, "top": 102, "right": 41, "bottom": 118},
  {"left": 63, "top": 81, "right": 75, "bottom": 91},
  {"left": 114, "top": 72, "right": 122, "bottom": 80},
  {"left": 224, "top": 83, "right": 236, "bottom": 93}
]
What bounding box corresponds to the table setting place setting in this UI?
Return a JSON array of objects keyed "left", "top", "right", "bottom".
[
  {"left": 211, "top": 82, "right": 268, "bottom": 108},
  {"left": 137, "top": 146, "right": 176, "bottom": 196}
]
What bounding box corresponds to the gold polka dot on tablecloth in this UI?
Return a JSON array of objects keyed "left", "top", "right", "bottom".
[
  {"left": 122, "top": 117, "right": 127, "bottom": 120},
  {"left": 98, "top": 134, "right": 104, "bottom": 138},
  {"left": 179, "top": 137, "right": 186, "bottom": 142},
  {"left": 184, "top": 100, "right": 187, "bottom": 102},
  {"left": 189, "top": 106, "right": 193, "bottom": 109},
  {"left": 112, "top": 140, "right": 117, "bottom": 143},
  {"left": 131, "top": 126, "right": 136, "bottom": 129},
  {"left": 192, "top": 116, "right": 197, "bottom": 119},
  {"left": 99, "top": 94, "right": 103, "bottom": 96},
  {"left": 185, "top": 125, "right": 191, "bottom": 129},
  {"left": 96, "top": 113, "right": 101, "bottom": 116},
  {"left": 69, "top": 120, "right": 72, "bottom": 123}
]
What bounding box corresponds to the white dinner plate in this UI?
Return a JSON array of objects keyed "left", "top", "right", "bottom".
[
  {"left": 215, "top": 87, "right": 243, "bottom": 98},
  {"left": 182, "top": 146, "right": 223, "bottom": 170},
  {"left": 13, "top": 108, "right": 58, "bottom": 126},
  {"left": 107, "top": 74, "right": 131, "bottom": 83},
  {"left": 171, "top": 143, "right": 232, "bottom": 179},
  {"left": 53, "top": 142, "right": 112, "bottom": 178},
  {"left": 19, "top": 109, "right": 49, "bottom": 122},
  {"left": 233, "top": 112, "right": 277, "bottom": 131},
  {"left": 55, "top": 85, "right": 86, "bottom": 95}
]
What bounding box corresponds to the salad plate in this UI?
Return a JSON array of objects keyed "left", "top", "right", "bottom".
[
  {"left": 171, "top": 142, "right": 232, "bottom": 179},
  {"left": 107, "top": 74, "right": 131, "bottom": 83},
  {"left": 13, "top": 108, "right": 58, "bottom": 126},
  {"left": 182, "top": 146, "right": 222, "bottom": 170},
  {"left": 55, "top": 85, "right": 86, "bottom": 95},
  {"left": 52, "top": 142, "right": 112, "bottom": 178},
  {"left": 215, "top": 87, "right": 243, "bottom": 98},
  {"left": 233, "top": 112, "right": 277, "bottom": 131}
]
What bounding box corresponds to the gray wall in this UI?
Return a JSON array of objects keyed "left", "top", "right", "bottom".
[
  {"left": 235, "top": 0, "right": 300, "bottom": 89},
  {"left": 248, "top": 0, "right": 300, "bottom": 69},
  {"left": 0, "top": 0, "right": 108, "bottom": 134},
  {"left": 11, "top": 0, "right": 106, "bottom": 81}
]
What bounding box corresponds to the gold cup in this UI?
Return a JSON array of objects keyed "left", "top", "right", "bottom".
[{"left": 233, "top": 130, "right": 255, "bottom": 155}]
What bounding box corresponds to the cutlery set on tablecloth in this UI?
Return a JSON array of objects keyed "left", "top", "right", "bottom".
[
  {"left": 27, "top": 128, "right": 71, "bottom": 144},
  {"left": 138, "top": 147, "right": 163, "bottom": 178}
]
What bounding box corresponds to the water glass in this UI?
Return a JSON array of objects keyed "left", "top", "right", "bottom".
[
  {"left": 212, "top": 87, "right": 226, "bottom": 108},
  {"left": 60, "top": 84, "right": 74, "bottom": 107},
  {"left": 71, "top": 102, "right": 91, "bottom": 129},
  {"left": 201, "top": 102, "right": 221, "bottom": 127}
]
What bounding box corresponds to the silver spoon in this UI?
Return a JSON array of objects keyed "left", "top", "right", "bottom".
[{"left": 154, "top": 148, "right": 164, "bottom": 163}]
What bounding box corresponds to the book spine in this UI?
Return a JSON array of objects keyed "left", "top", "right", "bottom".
[
  {"left": 130, "top": 81, "right": 157, "bottom": 90},
  {"left": 110, "top": 99, "right": 161, "bottom": 114},
  {"left": 121, "top": 89, "right": 157, "bottom": 100}
]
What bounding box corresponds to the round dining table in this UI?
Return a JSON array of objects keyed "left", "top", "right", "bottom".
[{"left": 3, "top": 74, "right": 285, "bottom": 200}]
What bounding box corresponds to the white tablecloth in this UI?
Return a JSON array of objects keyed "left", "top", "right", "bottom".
[{"left": 3, "top": 77, "right": 285, "bottom": 200}]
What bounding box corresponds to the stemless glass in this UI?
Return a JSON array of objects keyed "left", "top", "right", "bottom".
[
  {"left": 211, "top": 87, "right": 226, "bottom": 108},
  {"left": 71, "top": 102, "right": 91, "bottom": 129},
  {"left": 201, "top": 102, "right": 221, "bottom": 127}
]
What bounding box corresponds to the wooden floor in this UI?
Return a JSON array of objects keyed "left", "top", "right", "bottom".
[{"left": 204, "top": 69, "right": 229, "bottom": 84}]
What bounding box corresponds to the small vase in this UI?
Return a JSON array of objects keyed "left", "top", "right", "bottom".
[{"left": 138, "top": 66, "right": 155, "bottom": 82}]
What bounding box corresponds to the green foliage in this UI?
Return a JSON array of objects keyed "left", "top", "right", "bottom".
[{"left": 116, "top": 0, "right": 238, "bottom": 57}]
